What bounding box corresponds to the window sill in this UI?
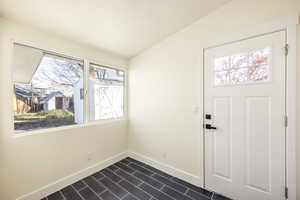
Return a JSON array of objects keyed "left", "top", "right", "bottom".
[{"left": 13, "top": 118, "right": 127, "bottom": 138}]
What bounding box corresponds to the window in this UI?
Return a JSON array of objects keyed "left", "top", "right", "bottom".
[
  {"left": 214, "top": 47, "right": 271, "bottom": 86},
  {"left": 13, "top": 44, "right": 84, "bottom": 132},
  {"left": 89, "top": 63, "right": 124, "bottom": 120},
  {"left": 13, "top": 43, "right": 126, "bottom": 134}
]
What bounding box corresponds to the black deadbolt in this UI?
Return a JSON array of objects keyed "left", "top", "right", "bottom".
[{"left": 205, "top": 114, "right": 212, "bottom": 120}]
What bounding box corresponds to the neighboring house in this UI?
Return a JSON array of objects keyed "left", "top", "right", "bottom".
[
  {"left": 14, "top": 86, "right": 40, "bottom": 114},
  {"left": 40, "top": 91, "right": 71, "bottom": 111}
]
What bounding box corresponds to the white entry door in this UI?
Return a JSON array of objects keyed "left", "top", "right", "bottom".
[{"left": 204, "top": 31, "right": 286, "bottom": 200}]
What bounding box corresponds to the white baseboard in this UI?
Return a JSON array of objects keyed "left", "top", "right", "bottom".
[
  {"left": 128, "top": 151, "right": 202, "bottom": 187},
  {"left": 16, "top": 152, "right": 128, "bottom": 200}
]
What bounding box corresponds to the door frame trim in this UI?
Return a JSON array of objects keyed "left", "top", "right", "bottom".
[{"left": 202, "top": 14, "right": 299, "bottom": 200}]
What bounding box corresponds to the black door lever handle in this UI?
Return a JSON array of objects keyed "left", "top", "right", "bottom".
[{"left": 205, "top": 124, "right": 217, "bottom": 130}]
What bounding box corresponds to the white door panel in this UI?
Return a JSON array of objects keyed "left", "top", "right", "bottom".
[
  {"left": 212, "top": 97, "right": 232, "bottom": 181},
  {"left": 245, "top": 97, "right": 271, "bottom": 192},
  {"left": 204, "top": 31, "right": 286, "bottom": 200}
]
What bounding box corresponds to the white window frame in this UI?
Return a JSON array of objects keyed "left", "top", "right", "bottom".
[
  {"left": 85, "top": 61, "right": 127, "bottom": 123},
  {"left": 11, "top": 42, "right": 127, "bottom": 137}
]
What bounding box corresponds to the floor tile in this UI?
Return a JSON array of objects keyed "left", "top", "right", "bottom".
[
  {"left": 61, "top": 186, "right": 83, "bottom": 200},
  {"left": 152, "top": 174, "right": 187, "bottom": 193},
  {"left": 142, "top": 164, "right": 173, "bottom": 179},
  {"left": 83, "top": 176, "right": 106, "bottom": 194},
  {"left": 99, "top": 190, "right": 119, "bottom": 200},
  {"left": 162, "top": 186, "right": 194, "bottom": 200},
  {"left": 186, "top": 189, "right": 211, "bottom": 200},
  {"left": 101, "top": 168, "right": 122, "bottom": 182},
  {"left": 126, "top": 157, "right": 146, "bottom": 166},
  {"left": 122, "top": 193, "right": 139, "bottom": 200},
  {"left": 133, "top": 171, "right": 163, "bottom": 189},
  {"left": 119, "top": 180, "right": 151, "bottom": 200},
  {"left": 170, "top": 177, "right": 212, "bottom": 198},
  {"left": 213, "top": 193, "right": 232, "bottom": 200},
  {"left": 139, "top": 183, "right": 173, "bottom": 200},
  {"left": 47, "top": 191, "right": 63, "bottom": 200},
  {"left": 107, "top": 164, "right": 119, "bottom": 172},
  {"left": 79, "top": 187, "right": 100, "bottom": 200},
  {"left": 92, "top": 171, "right": 105, "bottom": 180},
  {"left": 115, "top": 169, "right": 142, "bottom": 185},
  {"left": 129, "top": 163, "right": 154, "bottom": 176},
  {"left": 99, "top": 177, "right": 128, "bottom": 198},
  {"left": 115, "top": 162, "right": 135, "bottom": 173},
  {"left": 119, "top": 159, "right": 131, "bottom": 165},
  {"left": 72, "top": 180, "right": 87, "bottom": 191}
]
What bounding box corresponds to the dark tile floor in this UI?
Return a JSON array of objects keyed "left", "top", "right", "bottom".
[{"left": 41, "top": 157, "right": 231, "bottom": 200}]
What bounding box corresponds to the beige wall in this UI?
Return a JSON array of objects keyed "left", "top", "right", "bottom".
[
  {"left": 128, "top": 0, "right": 300, "bottom": 197},
  {"left": 297, "top": 26, "right": 300, "bottom": 199},
  {"left": 0, "top": 1, "right": 299, "bottom": 200},
  {"left": 0, "top": 18, "right": 128, "bottom": 200}
]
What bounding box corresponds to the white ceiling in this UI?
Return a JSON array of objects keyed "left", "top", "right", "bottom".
[{"left": 0, "top": 0, "right": 230, "bottom": 58}]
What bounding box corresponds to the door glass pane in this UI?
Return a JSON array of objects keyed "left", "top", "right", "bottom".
[
  {"left": 231, "top": 53, "right": 248, "bottom": 69},
  {"left": 214, "top": 47, "right": 271, "bottom": 86},
  {"left": 249, "top": 47, "right": 271, "bottom": 67},
  {"left": 215, "top": 56, "right": 231, "bottom": 71},
  {"left": 215, "top": 71, "right": 231, "bottom": 85},
  {"left": 248, "top": 65, "right": 269, "bottom": 82},
  {"left": 230, "top": 68, "right": 249, "bottom": 84}
]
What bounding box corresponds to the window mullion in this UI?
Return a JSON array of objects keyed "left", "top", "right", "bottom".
[{"left": 84, "top": 59, "right": 90, "bottom": 123}]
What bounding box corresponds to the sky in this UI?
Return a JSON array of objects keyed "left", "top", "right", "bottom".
[{"left": 30, "top": 56, "right": 83, "bottom": 96}]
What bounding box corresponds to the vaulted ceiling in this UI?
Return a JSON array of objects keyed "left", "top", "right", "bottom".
[{"left": 0, "top": 0, "right": 230, "bottom": 58}]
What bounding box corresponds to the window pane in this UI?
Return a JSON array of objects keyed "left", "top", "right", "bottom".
[
  {"left": 89, "top": 64, "right": 124, "bottom": 121},
  {"left": 13, "top": 44, "right": 84, "bottom": 132},
  {"left": 90, "top": 65, "right": 124, "bottom": 83}
]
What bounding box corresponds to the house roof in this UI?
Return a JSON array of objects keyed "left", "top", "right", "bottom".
[
  {"left": 15, "top": 86, "right": 39, "bottom": 98},
  {"left": 40, "top": 91, "right": 65, "bottom": 103}
]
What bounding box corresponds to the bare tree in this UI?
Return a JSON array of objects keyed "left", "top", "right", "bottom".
[{"left": 31, "top": 57, "right": 83, "bottom": 94}]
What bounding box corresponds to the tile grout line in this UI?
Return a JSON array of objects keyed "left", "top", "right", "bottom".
[
  {"left": 82, "top": 178, "right": 105, "bottom": 200},
  {"left": 120, "top": 193, "right": 131, "bottom": 200},
  {"left": 126, "top": 158, "right": 172, "bottom": 179},
  {"left": 93, "top": 175, "right": 129, "bottom": 200},
  {"left": 116, "top": 179, "right": 150, "bottom": 200},
  {"left": 137, "top": 181, "right": 177, "bottom": 200},
  {"left": 102, "top": 167, "right": 126, "bottom": 183},
  {"left": 76, "top": 185, "right": 88, "bottom": 192},
  {"left": 184, "top": 188, "right": 190, "bottom": 195},
  {"left": 211, "top": 192, "right": 215, "bottom": 200},
  {"left": 59, "top": 190, "right": 66, "bottom": 200},
  {"left": 71, "top": 184, "right": 88, "bottom": 200},
  {"left": 155, "top": 171, "right": 212, "bottom": 199}
]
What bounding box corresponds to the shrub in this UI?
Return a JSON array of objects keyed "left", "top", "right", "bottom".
[{"left": 37, "top": 109, "right": 74, "bottom": 119}]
